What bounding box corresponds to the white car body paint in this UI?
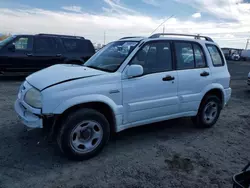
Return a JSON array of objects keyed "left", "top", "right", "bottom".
[
  {"left": 248, "top": 72, "right": 250, "bottom": 86},
  {"left": 14, "top": 36, "right": 232, "bottom": 132}
]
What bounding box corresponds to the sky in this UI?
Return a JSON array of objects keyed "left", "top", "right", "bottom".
[{"left": 0, "top": 0, "right": 250, "bottom": 48}]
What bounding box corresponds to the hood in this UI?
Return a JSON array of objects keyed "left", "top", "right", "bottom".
[{"left": 26, "top": 64, "right": 106, "bottom": 90}]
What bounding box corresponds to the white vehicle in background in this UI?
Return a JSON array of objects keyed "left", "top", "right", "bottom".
[
  {"left": 241, "top": 49, "right": 250, "bottom": 61},
  {"left": 14, "top": 33, "right": 232, "bottom": 161}
]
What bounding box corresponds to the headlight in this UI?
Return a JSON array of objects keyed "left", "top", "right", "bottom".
[{"left": 24, "top": 88, "right": 42, "bottom": 108}]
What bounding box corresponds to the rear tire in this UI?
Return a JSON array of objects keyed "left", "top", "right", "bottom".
[
  {"left": 57, "top": 108, "right": 110, "bottom": 161},
  {"left": 192, "top": 95, "right": 222, "bottom": 128}
]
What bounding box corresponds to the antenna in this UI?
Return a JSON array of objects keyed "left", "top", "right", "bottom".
[
  {"left": 104, "top": 31, "right": 106, "bottom": 45},
  {"left": 150, "top": 15, "right": 174, "bottom": 35},
  {"left": 245, "top": 39, "right": 249, "bottom": 50}
]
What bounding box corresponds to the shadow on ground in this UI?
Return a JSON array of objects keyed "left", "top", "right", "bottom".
[{"left": 0, "top": 117, "right": 201, "bottom": 171}]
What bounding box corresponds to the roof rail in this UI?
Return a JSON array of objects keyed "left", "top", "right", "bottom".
[
  {"left": 119, "top": 36, "right": 145, "bottom": 40},
  {"left": 149, "top": 33, "right": 213, "bottom": 42},
  {"left": 37, "top": 33, "right": 85, "bottom": 39}
]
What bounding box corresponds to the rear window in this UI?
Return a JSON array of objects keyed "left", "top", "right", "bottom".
[
  {"left": 62, "top": 38, "right": 95, "bottom": 53},
  {"left": 206, "top": 44, "right": 225, "bottom": 67}
]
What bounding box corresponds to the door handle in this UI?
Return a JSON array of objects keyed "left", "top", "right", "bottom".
[
  {"left": 26, "top": 53, "right": 33, "bottom": 57},
  {"left": 162, "top": 75, "right": 175, "bottom": 81},
  {"left": 200, "top": 71, "right": 210, "bottom": 77},
  {"left": 56, "top": 54, "right": 62, "bottom": 57}
]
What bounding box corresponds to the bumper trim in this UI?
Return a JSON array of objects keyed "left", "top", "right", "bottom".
[{"left": 14, "top": 100, "right": 43, "bottom": 128}]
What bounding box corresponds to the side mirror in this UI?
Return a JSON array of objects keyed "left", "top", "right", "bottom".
[
  {"left": 8, "top": 43, "right": 15, "bottom": 52},
  {"left": 127, "top": 65, "right": 143, "bottom": 78}
]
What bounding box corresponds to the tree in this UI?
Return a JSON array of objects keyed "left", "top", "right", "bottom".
[{"left": 0, "top": 34, "right": 11, "bottom": 41}]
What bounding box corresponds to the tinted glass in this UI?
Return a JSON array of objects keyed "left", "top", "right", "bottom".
[
  {"left": 193, "top": 44, "right": 206, "bottom": 68},
  {"left": 84, "top": 41, "right": 138, "bottom": 72},
  {"left": 175, "top": 42, "right": 194, "bottom": 70},
  {"left": 0, "top": 36, "right": 16, "bottom": 49},
  {"left": 206, "top": 44, "right": 224, "bottom": 66},
  {"left": 62, "top": 39, "right": 95, "bottom": 53},
  {"left": 130, "top": 41, "right": 172, "bottom": 74},
  {"left": 13, "top": 36, "right": 33, "bottom": 50},
  {"left": 35, "top": 37, "right": 59, "bottom": 52}
]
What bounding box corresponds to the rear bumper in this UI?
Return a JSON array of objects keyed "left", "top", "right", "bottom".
[
  {"left": 224, "top": 88, "right": 232, "bottom": 106},
  {"left": 14, "top": 99, "right": 43, "bottom": 128}
]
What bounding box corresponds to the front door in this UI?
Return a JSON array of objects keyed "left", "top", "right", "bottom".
[
  {"left": 122, "top": 41, "right": 178, "bottom": 124},
  {"left": 4, "top": 36, "right": 34, "bottom": 73},
  {"left": 174, "top": 41, "right": 212, "bottom": 113}
]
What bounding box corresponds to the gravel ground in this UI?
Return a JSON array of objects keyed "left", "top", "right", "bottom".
[{"left": 0, "top": 61, "right": 250, "bottom": 188}]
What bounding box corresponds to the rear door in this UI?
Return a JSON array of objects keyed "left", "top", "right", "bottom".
[
  {"left": 33, "top": 36, "right": 63, "bottom": 71},
  {"left": 174, "top": 41, "right": 212, "bottom": 113}
]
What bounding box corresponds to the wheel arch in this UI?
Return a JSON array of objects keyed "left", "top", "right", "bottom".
[
  {"left": 52, "top": 101, "right": 118, "bottom": 139},
  {"left": 51, "top": 95, "right": 122, "bottom": 138},
  {"left": 200, "top": 87, "right": 224, "bottom": 110}
]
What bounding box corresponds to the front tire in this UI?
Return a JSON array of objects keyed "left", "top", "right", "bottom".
[
  {"left": 192, "top": 95, "right": 222, "bottom": 128},
  {"left": 57, "top": 108, "right": 110, "bottom": 161}
]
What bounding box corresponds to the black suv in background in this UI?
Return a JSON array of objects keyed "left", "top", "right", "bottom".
[{"left": 0, "top": 34, "right": 95, "bottom": 75}]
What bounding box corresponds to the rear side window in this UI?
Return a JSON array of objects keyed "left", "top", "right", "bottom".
[
  {"left": 62, "top": 38, "right": 95, "bottom": 53},
  {"left": 175, "top": 42, "right": 194, "bottom": 69},
  {"left": 206, "top": 44, "right": 224, "bottom": 66},
  {"left": 193, "top": 44, "right": 206, "bottom": 68},
  {"left": 35, "top": 37, "right": 60, "bottom": 52}
]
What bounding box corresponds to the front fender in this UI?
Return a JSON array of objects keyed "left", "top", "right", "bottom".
[{"left": 53, "top": 94, "right": 123, "bottom": 115}]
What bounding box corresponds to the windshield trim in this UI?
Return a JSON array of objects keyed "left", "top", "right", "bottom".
[{"left": 84, "top": 40, "right": 140, "bottom": 73}]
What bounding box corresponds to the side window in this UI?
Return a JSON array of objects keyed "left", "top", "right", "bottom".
[
  {"left": 206, "top": 44, "right": 224, "bottom": 66},
  {"left": 193, "top": 44, "right": 206, "bottom": 68},
  {"left": 35, "top": 37, "right": 59, "bottom": 52},
  {"left": 62, "top": 39, "right": 78, "bottom": 52},
  {"left": 175, "top": 42, "right": 194, "bottom": 70},
  {"left": 13, "top": 37, "right": 33, "bottom": 50},
  {"left": 62, "top": 39, "right": 94, "bottom": 53},
  {"left": 130, "top": 41, "right": 172, "bottom": 74}
]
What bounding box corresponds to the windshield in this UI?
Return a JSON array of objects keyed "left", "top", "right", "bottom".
[
  {"left": 0, "top": 36, "right": 15, "bottom": 49},
  {"left": 84, "top": 41, "right": 139, "bottom": 72}
]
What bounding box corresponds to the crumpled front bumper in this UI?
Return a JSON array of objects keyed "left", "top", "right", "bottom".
[{"left": 14, "top": 99, "right": 43, "bottom": 128}]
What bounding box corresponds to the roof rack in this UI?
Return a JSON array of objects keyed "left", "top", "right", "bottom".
[
  {"left": 149, "top": 33, "right": 213, "bottom": 42},
  {"left": 119, "top": 36, "right": 145, "bottom": 40},
  {"left": 37, "top": 33, "right": 85, "bottom": 39}
]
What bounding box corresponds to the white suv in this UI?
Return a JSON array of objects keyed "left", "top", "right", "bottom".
[{"left": 14, "top": 33, "right": 232, "bottom": 160}]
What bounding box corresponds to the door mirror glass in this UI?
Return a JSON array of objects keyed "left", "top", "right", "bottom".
[
  {"left": 127, "top": 65, "right": 143, "bottom": 78},
  {"left": 8, "top": 43, "right": 15, "bottom": 51}
]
